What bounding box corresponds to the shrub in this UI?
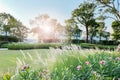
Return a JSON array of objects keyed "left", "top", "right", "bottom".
[
  {"left": 17, "top": 65, "right": 49, "bottom": 80},
  {"left": 8, "top": 36, "right": 19, "bottom": 42},
  {"left": 0, "top": 41, "right": 9, "bottom": 48},
  {"left": 101, "top": 40, "right": 117, "bottom": 45},
  {"left": 0, "top": 35, "right": 19, "bottom": 42},
  {"left": 72, "top": 39, "right": 86, "bottom": 44},
  {"left": 0, "top": 44, "right": 9, "bottom": 48},
  {"left": 8, "top": 43, "right": 62, "bottom": 50},
  {"left": 80, "top": 43, "right": 116, "bottom": 50}
]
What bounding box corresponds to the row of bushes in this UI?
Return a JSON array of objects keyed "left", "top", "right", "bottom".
[
  {"left": 1, "top": 42, "right": 117, "bottom": 50},
  {"left": 80, "top": 43, "right": 117, "bottom": 50},
  {"left": 7, "top": 43, "right": 62, "bottom": 50},
  {"left": 101, "top": 40, "right": 120, "bottom": 45},
  {"left": 0, "top": 35, "right": 19, "bottom": 48},
  {"left": 72, "top": 39, "right": 86, "bottom": 44},
  {"left": 0, "top": 41, "right": 9, "bottom": 48},
  {"left": 72, "top": 39, "right": 120, "bottom": 45}
]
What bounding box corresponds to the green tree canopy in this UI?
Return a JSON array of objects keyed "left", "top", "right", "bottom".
[
  {"left": 0, "top": 13, "right": 28, "bottom": 41},
  {"left": 88, "top": 19, "right": 99, "bottom": 43},
  {"left": 0, "top": 13, "right": 17, "bottom": 41},
  {"left": 65, "top": 18, "right": 82, "bottom": 44},
  {"left": 95, "top": 0, "right": 120, "bottom": 21},
  {"left": 72, "top": 2, "right": 96, "bottom": 43},
  {"left": 112, "top": 21, "right": 120, "bottom": 41}
]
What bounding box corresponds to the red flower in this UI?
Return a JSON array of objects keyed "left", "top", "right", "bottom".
[
  {"left": 21, "top": 64, "right": 29, "bottom": 71},
  {"left": 100, "top": 60, "right": 106, "bottom": 65}
]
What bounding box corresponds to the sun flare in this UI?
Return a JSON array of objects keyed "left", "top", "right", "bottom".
[
  {"left": 30, "top": 14, "right": 64, "bottom": 42},
  {"left": 42, "top": 25, "right": 52, "bottom": 34}
]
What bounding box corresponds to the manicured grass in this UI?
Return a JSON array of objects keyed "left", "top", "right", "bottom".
[{"left": 0, "top": 49, "right": 49, "bottom": 78}]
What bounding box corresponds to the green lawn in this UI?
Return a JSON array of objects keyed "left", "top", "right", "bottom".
[{"left": 0, "top": 49, "right": 49, "bottom": 78}]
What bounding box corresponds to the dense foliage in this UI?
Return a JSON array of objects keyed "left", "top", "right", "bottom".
[
  {"left": 0, "top": 35, "right": 19, "bottom": 42},
  {"left": 112, "top": 21, "right": 120, "bottom": 41},
  {"left": 0, "top": 13, "right": 29, "bottom": 42},
  {"left": 51, "top": 50, "right": 120, "bottom": 80},
  {"left": 80, "top": 43, "right": 116, "bottom": 50},
  {"left": 71, "top": 2, "right": 96, "bottom": 43}
]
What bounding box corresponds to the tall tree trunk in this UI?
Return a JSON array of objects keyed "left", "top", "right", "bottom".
[
  {"left": 86, "top": 26, "right": 89, "bottom": 43},
  {"left": 77, "top": 33, "right": 79, "bottom": 44},
  {"left": 99, "top": 34, "right": 102, "bottom": 44},
  {"left": 90, "top": 35, "right": 93, "bottom": 44},
  {"left": 4, "top": 31, "right": 8, "bottom": 41}
]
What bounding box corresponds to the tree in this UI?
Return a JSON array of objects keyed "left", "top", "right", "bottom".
[
  {"left": 0, "top": 13, "right": 29, "bottom": 42},
  {"left": 102, "top": 31, "right": 110, "bottom": 40},
  {"left": 72, "top": 2, "right": 96, "bottom": 43},
  {"left": 88, "top": 19, "right": 99, "bottom": 43},
  {"left": 11, "top": 21, "right": 29, "bottom": 41},
  {"left": 65, "top": 19, "right": 75, "bottom": 44},
  {"left": 65, "top": 19, "right": 82, "bottom": 44},
  {"left": 112, "top": 21, "right": 120, "bottom": 41},
  {"left": 30, "top": 14, "right": 64, "bottom": 43},
  {"left": 0, "top": 13, "right": 17, "bottom": 41},
  {"left": 73, "top": 26, "right": 82, "bottom": 40},
  {"left": 95, "top": 0, "right": 120, "bottom": 21},
  {"left": 97, "top": 22, "right": 106, "bottom": 43}
]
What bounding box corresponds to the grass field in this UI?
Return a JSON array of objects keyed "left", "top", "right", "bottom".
[{"left": 0, "top": 49, "right": 49, "bottom": 78}]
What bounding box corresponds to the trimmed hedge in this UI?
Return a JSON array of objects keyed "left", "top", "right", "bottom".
[
  {"left": 8, "top": 43, "right": 62, "bottom": 50},
  {"left": 72, "top": 39, "right": 86, "bottom": 44},
  {"left": 80, "top": 43, "right": 117, "bottom": 50},
  {"left": 71, "top": 39, "right": 119, "bottom": 45},
  {"left": 0, "top": 44, "right": 9, "bottom": 48},
  {"left": 101, "top": 40, "right": 119, "bottom": 45},
  {"left": 7, "top": 42, "right": 117, "bottom": 50},
  {"left": 0, "top": 41, "right": 9, "bottom": 48}
]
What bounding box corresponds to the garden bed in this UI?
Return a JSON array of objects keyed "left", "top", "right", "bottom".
[{"left": 2, "top": 49, "right": 120, "bottom": 80}]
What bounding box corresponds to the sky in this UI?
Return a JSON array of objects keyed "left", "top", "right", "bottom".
[{"left": 0, "top": 0, "right": 113, "bottom": 32}]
